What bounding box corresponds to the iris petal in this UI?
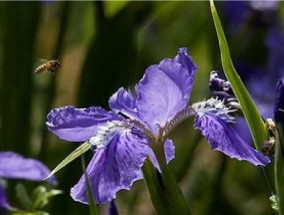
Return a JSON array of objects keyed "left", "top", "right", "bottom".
[
  {"left": 46, "top": 106, "right": 122, "bottom": 142},
  {"left": 194, "top": 113, "right": 270, "bottom": 166},
  {"left": 136, "top": 48, "right": 197, "bottom": 134},
  {"left": 70, "top": 129, "right": 150, "bottom": 204},
  {"left": 0, "top": 152, "right": 56, "bottom": 183},
  {"left": 109, "top": 87, "right": 138, "bottom": 119}
]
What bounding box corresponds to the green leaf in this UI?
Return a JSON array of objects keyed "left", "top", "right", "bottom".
[
  {"left": 31, "top": 186, "right": 63, "bottom": 210},
  {"left": 209, "top": 0, "right": 267, "bottom": 149},
  {"left": 10, "top": 211, "right": 49, "bottom": 215},
  {"left": 81, "top": 156, "right": 99, "bottom": 215},
  {"left": 142, "top": 159, "right": 169, "bottom": 215},
  {"left": 143, "top": 142, "right": 191, "bottom": 215},
  {"left": 275, "top": 124, "right": 284, "bottom": 214},
  {"left": 44, "top": 142, "right": 91, "bottom": 180}
]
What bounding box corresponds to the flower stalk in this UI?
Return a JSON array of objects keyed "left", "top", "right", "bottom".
[{"left": 142, "top": 140, "right": 191, "bottom": 215}]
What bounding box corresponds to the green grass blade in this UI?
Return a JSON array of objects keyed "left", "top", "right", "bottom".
[
  {"left": 275, "top": 124, "right": 284, "bottom": 214},
  {"left": 81, "top": 156, "right": 98, "bottom": 215},
  {"left": 142, "top": 159, "right": 170, "bottom": 215},
  {"left": 44, "top": 142, "right": 91, "bottom": 180},
  {"left": 209, "top": 0, "right": 267, "bottom": 149}
]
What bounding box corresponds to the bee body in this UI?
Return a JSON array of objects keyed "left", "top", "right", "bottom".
[{"left": 35, "top": 59, "right": 60, "bottom": 74}]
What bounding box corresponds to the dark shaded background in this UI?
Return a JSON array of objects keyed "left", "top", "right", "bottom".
[{"left": 0, "top": 2, "right": 281, "bottom": 215}]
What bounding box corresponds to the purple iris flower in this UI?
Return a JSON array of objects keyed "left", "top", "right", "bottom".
[
  {"left": 46, "top": 48, "right": 269, "bottom": 205},
  {"left": 0, "top": 151, "right": 55, "bottom": 212}
]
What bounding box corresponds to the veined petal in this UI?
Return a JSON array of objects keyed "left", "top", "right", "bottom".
[
  {"left": 46, "top": 106, "right": 122, "bottom": 142},
  {"left": 109, "top": 87, "right": 138, "bottom": 119},
  {"left": 70, "top": 128, "right": 150, "bottom": 204},
  {"left": 136, "top": 48, "right": 197, "bottom": 134},
  {"left": 194, "top": 113, "right": 270, "bottom": 166},
  {"left": 175, "top": 48, "right": 198, "bottom": 99},
  {"left": 0, "top": 184, "right": 10, "bottom": 212},
  {"left": 0, "top": 152, "right": 56, "bottom": 183}
]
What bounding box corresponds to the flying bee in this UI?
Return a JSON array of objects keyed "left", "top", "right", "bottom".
[{"left": 34, "top": 58, "right": 60, "bottom": 74}]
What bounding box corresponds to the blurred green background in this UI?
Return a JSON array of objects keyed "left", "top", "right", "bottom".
[{"left": 0, "top": 1, "right": 282, "bottom": 215}]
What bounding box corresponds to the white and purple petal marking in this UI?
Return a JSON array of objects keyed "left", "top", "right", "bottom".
[
  {"left": 193, "top": 98, "right": 270, "bottom": 166},
  {"left": 71, "top": 121, "right": 175, "bottom": 204},
  {"left": 71, "top": 126, "right": 150, "bottom": 204}
]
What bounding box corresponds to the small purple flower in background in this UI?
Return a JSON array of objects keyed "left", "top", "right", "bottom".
[
  {"left": 274, "top": 79, "right": 284, "bottom": 123},
  {"left": 220, "top": 1, "right": 284, "bottom": 145},
  {"left": 46, "top": 48, "right": 269, "bottom": 205},
  {"left": 0, "top": 151, "right": 55, "bottom": 212}
]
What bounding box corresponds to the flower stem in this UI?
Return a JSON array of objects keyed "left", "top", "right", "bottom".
[{"left": 143, "top": 140, "right": 191, "bottom": 214}]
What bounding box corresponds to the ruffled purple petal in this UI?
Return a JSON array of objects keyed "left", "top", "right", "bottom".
[
  {"left": 0, "top": 152, "right": 56, "bottom": 183},
  {"left": 148, "top": 139, "right": 175, "bottom": 172},
  {"left": 136, "top": 48, "right": 197, "bottom": 134},
  {"left": 175, "top": 48, "right": 198, "bottom": 99},
  {"left": 46, "top": 106, "right": 122, "bottom": 142},
  {"left": 70, "top": 129, "right": 150, "bottom": 204},
  {"left": 109, "top": 87, "right": 138, "bottom": 119},
  {"left": 194, "top": 113, "right": 270, "bottom": 166},
  {"left": 0, "top": 184, "right": 11, "bottom": 212}
]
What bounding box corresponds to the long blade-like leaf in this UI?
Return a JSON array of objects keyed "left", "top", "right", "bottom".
[
  {"left": 81, "top": 156, "right": 99, "bottom": 215},
  {"left": 209, "top": 0, "right": 267, "bottom": 149},
  {"left": 44, "top": 142, "right": 91, "bottom": 180},
  {"left": 275, "top": 124, "right": 284, "bottom": 214}
]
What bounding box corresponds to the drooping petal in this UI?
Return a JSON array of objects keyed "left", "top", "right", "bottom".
[
  {"left": 108, "top": 87, "right": 138, "bottom": 119},
  {"left": 148, "top": 139, "right": 175, "bottom": 172},
  {"left": 46, "top": 106, "right": 123, "bottom": 142},
  {"left": 0, "top": 184, "right": 10, "bottom": 212},
  {"left": 136, "top": 48, "right": 197, "bottom": 134},
  {"left": 70, "top": 128, "right": 150, "bottom": 204},
  {"left": 194, "top": 113, "right": 270, "bottom": 166},
  {"left": 0, "top": 152, "right": 56, "bottom": 183}
]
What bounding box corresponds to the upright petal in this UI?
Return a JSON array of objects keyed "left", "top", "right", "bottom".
[
  {"left": 0, "top": 152, "right": 56, "bottom": 183},
  {"left": 175, "top": 48, "right": 198, "bottom": 99},
  {"left": 136, "top": 48, "right": 197, "bottom": 134},
  {"left": 46, "top": 106, "right": 122, "bottom": 142},
  {"left": 109, "top": 87, "right": 138, "bottom": 119},
  {"left": 70, "top": 128, "right": 150, "bottom": 204},
  {"left": 194, "top": 113, "right": 270, "bottom": 166}
]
